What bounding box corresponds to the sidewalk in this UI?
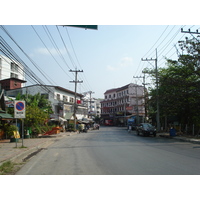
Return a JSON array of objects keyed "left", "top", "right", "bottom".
[
  {"left": 0, "top": 131, "right": 77, "bottom": 166},
  {"left": 157, "top": 132, "right": 200, "bottom": 144}
]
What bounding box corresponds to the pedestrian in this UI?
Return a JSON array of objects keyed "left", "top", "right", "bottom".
[{"left": 128, "top": 125, "right": 131, "bottom": 133}]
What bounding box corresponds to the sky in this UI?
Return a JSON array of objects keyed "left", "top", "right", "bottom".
[
  {"left": 1, "top": 24, "right": 200, "bottom": 99},
  {"left": 1, "top": 1, "right": 200, "bottom": 101}
]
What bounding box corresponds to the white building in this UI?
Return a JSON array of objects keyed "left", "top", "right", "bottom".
[
  {"left": 6, "top": 84, "right": 88, "bottom": 120},
  {"left": 0, "top": 55, "right": 25, "bottom": 83},
  {"left": 82, "top": 93, "right": 102, "bottom": 118}
]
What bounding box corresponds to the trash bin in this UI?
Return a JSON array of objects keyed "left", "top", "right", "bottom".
[{"left": 170, "top": 128, "right": 176, "bottom": 136}]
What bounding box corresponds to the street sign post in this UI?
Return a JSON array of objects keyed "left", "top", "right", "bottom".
[
  {"left": 14, "top": 100, "right": 26, "bottom": 147},
  {"left": 14, "top": 101, "right": 25, "bottom": 118}
]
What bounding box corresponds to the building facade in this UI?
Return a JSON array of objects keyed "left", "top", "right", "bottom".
[
  {"left": 0, "top": 55, "right": 25, "bottom": 83},
  {"left": 6, "top": 84, "right": 88, "bottom": 121},
  {"left": 101, "top": 83, "right": 146, "bottom": 126}
]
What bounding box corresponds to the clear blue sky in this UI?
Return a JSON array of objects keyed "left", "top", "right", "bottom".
[
  {"left": 1, "top": 25, "right": 199, "bottom": 98},
  {"left": 1, "top": 1, "right": 199, "bottom": 99}
]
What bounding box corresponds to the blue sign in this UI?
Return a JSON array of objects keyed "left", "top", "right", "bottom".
[
  {"left": 14, "top": 100, "right": 26, "bottom": 118},
  {"left": 16, "top": 102, "right": 25, "bottom": 111}
]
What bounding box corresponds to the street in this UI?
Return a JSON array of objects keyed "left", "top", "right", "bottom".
[{"left": 16, "top": 126, "right": 200, "bottom": 175}]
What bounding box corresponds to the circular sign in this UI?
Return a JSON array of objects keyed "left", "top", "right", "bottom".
[{"left": 16, "top": 101, "right": 25, "bottom": 111}]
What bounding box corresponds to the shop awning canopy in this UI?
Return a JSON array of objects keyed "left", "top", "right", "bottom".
[{"left": 0, "top": 112, "right": 13, "bottom": 120}]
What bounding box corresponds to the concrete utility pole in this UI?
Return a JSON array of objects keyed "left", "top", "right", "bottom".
[
  {"left": 133, "top": 76, "right": 143, "bottom": 125},
  {"left": 88, "top": 91, "right": 94, "bottom": 118},
  {"left": 69, "top": 69, "right": 83, "bottom": 131},
  {"left": 142, "top": 71, "right": 148, "bottom": 122},
  {"left": 141, "top": 49, "right": 160, "bottom": 131}
]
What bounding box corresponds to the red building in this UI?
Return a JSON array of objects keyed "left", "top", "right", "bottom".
[{"left": 0, "top": 78, "right": 26, "bottom": 90}]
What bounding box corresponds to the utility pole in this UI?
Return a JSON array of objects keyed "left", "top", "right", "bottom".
[
  {"left": 133, "top": 76, "right": 143, "bottom": 124},
  {"left": 69, "top": 69, "right": 83, "bottom": 131},
  {"left": 88, "top": 91, "right": 94, "bottom": 118},
  {"left": 181, "top": 28, "right": 200, "bottom": 35},
  {"left": 142, "top": 71, "right": 148, "bottom": 122},
  {"left": 141, "top": 49, "right": 160, "bottom": 131}
]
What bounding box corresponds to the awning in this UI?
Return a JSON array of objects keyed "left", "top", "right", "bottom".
[
  {"left": 59, "top": 117, "right": 67, "bottom": 122},
  {"left": 65, "top": 113, "right": 74, "bottom": 120},
  {"left": 0, "top": 112, "right": 13, "bottom": 120}
]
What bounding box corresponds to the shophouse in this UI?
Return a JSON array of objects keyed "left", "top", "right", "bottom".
[{"left": 101, "top": 83, "right": 146, "bottom": 126}]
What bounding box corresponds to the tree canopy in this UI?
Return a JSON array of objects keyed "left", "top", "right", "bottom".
[{"left": 146, "top": 37, "right": 200, "bottom": 130}]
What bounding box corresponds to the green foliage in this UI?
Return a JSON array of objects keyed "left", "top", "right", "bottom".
[
  {"left": 3, "top": 124, "right": 18, "bottom": 137},
  {"left": 146, "top": 37, "right": 200, "bottom": 129},
  {"left": 15, "top": 93, "right": 53, "bottom": 136},
  {"left": 0, "top": 161, "right": 14, "bottom": 175},
  {"left": 16, "top": 93, "right": 53, "bottom": 114}
]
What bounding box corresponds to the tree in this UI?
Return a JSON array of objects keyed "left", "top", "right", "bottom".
[
  {"left": 146, "top": 37, "right": 200, "bottom": 132},
  {"left": 11, "top": 93, "right": 53, "bottom": 136}
]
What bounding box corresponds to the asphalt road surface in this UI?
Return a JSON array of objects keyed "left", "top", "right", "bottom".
[{"left": 16, "top": 126, "right": 200, "bottom": 175}]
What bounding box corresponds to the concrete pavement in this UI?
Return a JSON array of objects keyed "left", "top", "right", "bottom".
[
  {"left": 1, "top": 129, "right": 200, "bottom": 168},
  {"left": 0, "top": 131, "right": 77, "bottom": 166}
]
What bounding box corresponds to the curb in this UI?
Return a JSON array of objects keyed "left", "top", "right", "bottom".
[
  {"left": 10, "top": 139, "right": 55, "bottom": 163},
  {"left": 158, "top": 134, "right": 200, "bottom": 144},
  {"left": 0, "top": 132, "right": 71, "bottom": 166}
]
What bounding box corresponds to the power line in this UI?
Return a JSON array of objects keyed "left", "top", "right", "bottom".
[
  {"left": 64, "top": 26, "right": 94, "bottom": 93},
  {"left": 31, "top": 25, "right": 73, "bottom": 80}
]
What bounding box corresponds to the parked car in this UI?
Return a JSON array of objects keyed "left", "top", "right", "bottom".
[{"left": 137, "top": 123, "right": 156, "bottom": 137}]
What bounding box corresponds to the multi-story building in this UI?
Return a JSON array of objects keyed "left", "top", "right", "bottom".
[
  {"left": 101, "top": 83, "right": 146, "bottom": 126},
  {"left": 88, "top": 98, "right": 102, "bottom": 118},
  {"left": 0, "top": 55, "right": 25, "bottom": 83},
  {"left": 82, "top": 92, "right": 102, "bottom": 119},
  {"left": 6, "top": 84, "right": 87, "bottom": 121}
]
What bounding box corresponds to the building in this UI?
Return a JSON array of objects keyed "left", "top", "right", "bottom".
[
  {"left": 6, "top": 84, "right": 88, "bottom": 121},
  {"left": 0, "top": 55, "right": 25, "bottom": 84},
  {"left": 0, "top": 78, "right": 26, "bottom": 90},
  {"left": 101, "top": 83, "right": 146, "bottom": 126},
  {"left": 82, "top": 92, "right": 102, "bottom": 119}
]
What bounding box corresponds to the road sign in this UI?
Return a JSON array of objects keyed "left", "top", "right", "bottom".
[
  {"left": 14, "top": 101, "right": 26, "bottom": 118},
  {"left": 64, "top": 25, "right": 98, "bottom": 30}
]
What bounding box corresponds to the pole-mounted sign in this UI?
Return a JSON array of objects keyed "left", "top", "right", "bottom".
[{"left": 14, "top": 100, "right": 26, "bottom": 118}]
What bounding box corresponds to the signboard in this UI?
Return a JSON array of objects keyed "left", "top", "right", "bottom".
[
  {"left": 64, "top": 25, "right": 98, "bottom": 30},
  {"left": 14, "top": 101, "right": 25, "bottom": 118},
  {"left": 126, "top": 106, "right": 133, "bottom": 111}
]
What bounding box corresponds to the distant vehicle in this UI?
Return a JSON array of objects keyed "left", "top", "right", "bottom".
[
  {"left": 137, "top": 123, "right": 156, "bottom": 137},
  {"left": 105, "top": 120, "right": 113, "bottom": 126}
]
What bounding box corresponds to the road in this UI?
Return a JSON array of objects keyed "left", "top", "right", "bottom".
[{"left": 16, "top": 126, "right": 200, "bottom": 175}]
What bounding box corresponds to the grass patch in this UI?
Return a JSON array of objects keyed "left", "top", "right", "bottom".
[
  {"left": 0, "top": 161, "right": 15, "bottom": 175},
  {"left": 0, "top": 161, "right": 24, "bottom": 175}
]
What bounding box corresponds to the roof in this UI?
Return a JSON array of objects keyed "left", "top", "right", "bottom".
[
  {"left": 104, "top": 84, "right": 131, "bottom": 94},
  {"left": 0, "top": 112, "right": 13, "bottom": 120},
  {"left": 104, "top": 88, "right": 118, "bottom": 94},
  {"left": 0, "top": 78, "right": 27, "bottom": 83},
  {"left": 116, "top": 84, "right": 130, "bottom": 92},
  {"left": 6, "top": 84, "right": 83, "bottom": 97}
]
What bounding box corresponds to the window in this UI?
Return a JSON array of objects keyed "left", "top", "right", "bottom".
[
  {"left": 11, "top": 62, "right": 19, "bottom": 72},
  {"left": 69, "top": 97, "right": 74, "bottom": 103},
  {"left": 57, "top": 94, "right": 60, "bottom": 100},
  {"left": 10, "top": 73, "right": 18, "bottom": 79},
  {"left": 63, "top": 95, "right": 68, "bottom": 102}
]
